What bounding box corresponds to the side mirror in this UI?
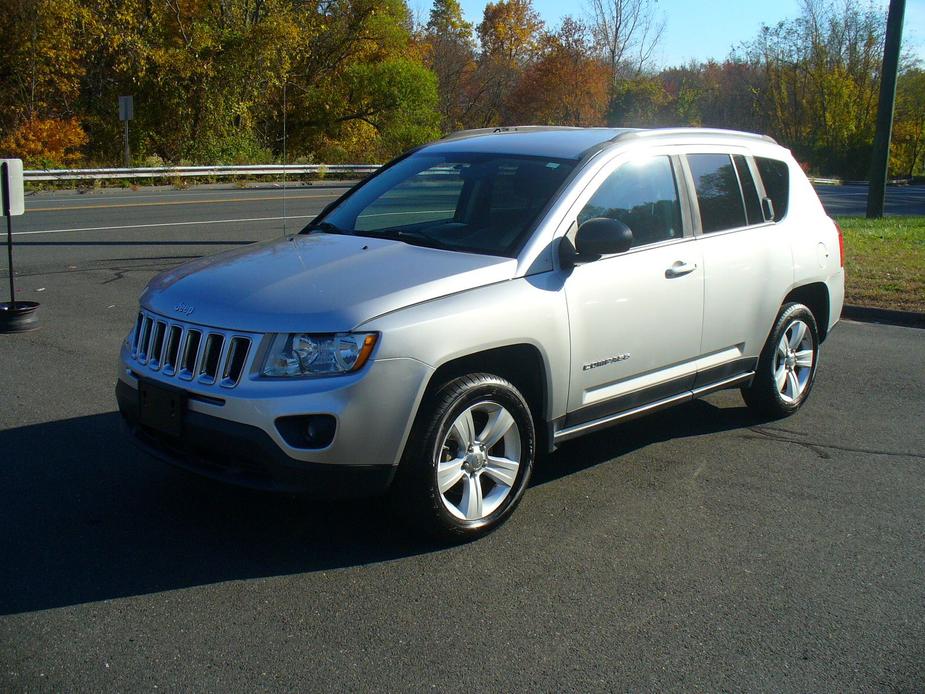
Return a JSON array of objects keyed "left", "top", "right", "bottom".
[
  {"left": 559, "top": 217, "right": 634, "bottom": 269},
  {"left": 761, "top": 197, "right": 776, "bottom": 222},
  {"left": 576, "top": 217, "right": 633, "bottom": 257}
]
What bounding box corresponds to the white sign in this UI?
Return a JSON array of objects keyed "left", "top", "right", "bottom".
[
  {"left": 119, "top": 95, "right": 134, "bottom": 121},
  {"left": 1, "top": 159, "right": 24, "bottom": 217}
]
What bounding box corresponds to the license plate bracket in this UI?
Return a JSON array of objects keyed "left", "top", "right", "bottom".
[{"left": 138, "top": 379, "right": 186, "bottom": 437}]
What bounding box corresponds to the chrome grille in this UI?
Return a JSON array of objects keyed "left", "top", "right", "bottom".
[{"left": 130, "top": 310, "right": 254, "bottom": 388}]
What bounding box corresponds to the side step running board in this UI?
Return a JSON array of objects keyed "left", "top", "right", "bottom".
[{"left": 553, "top": 372, "right": 755, "bottom": 443}]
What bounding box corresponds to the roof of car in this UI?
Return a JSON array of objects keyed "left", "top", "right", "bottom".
[
  {"left": 424, "top": 125, "right": 777, "bottom": 161},
  {"left": 425, "top": 127, "right": 638, "bottom": 160}
]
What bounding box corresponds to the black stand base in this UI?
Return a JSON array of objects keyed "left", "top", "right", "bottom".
[{"left": 0, "top": 301, "right": 40, "bottom": 333}]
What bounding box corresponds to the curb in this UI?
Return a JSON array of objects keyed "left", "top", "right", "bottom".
[{"left": 842, "top": 304, "right": 925, "bottom": 329}]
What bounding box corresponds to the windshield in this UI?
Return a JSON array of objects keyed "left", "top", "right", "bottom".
[{"left": 307, "top": 152, "right": 576, "bottom": 257}]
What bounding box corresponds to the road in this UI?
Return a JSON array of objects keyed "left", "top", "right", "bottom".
[
  {"left": 814, "top": 183, "right": 925, "bottom": 216},
  {"left": 1, "top": 182, "right": 923, "bottom": 691},
  {"left": 11, "top": 180, "right": 925, "bottom": 237}
]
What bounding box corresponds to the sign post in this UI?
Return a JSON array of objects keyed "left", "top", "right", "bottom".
[
  {"left": 119, "top": 95, "right": 134, "bottom": 167},
  {"left": 1, "top": 158, "right": 39, "bottom": 333}
]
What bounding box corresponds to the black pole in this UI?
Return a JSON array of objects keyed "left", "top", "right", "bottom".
[
  {"left": 2, "top": 162, "right": 14, "bottom": 306},
  {"left": 5, "top": 215, "right": 13, "bottom": 308},
  {"left": 866, "top": 0, "right": 906, "bottom": 219}
]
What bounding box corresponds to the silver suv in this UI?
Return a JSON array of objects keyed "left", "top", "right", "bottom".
[{"left": 117, "top": 126, "right": 845, "bottom": 539}]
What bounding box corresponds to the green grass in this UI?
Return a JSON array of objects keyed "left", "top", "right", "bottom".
[{"left": 835, "top": 216, "right": 925, "bottom": 312}]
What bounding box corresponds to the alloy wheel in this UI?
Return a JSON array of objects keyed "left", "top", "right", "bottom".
[
  {"left": 436, "top": 401, "right": 521, "bottom": 521},
  {"left": 774, "top": 319, "right": 815, "bottom": 403}
]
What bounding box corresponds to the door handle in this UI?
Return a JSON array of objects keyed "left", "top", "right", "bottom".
[{"left": 665, "top": 261, "right": 697, "bottom": 278}]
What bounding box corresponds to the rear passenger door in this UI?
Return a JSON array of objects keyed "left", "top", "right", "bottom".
[{"left": 683, "top": 152, "right": 793, "bottom": 384}]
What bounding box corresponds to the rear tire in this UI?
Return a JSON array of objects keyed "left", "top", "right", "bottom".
[
  {"left": 394, "top": 373, "right": 535, "bottom": 542},
  {"left": 742, "top": 302, "right": 819, "bottom": 419}
]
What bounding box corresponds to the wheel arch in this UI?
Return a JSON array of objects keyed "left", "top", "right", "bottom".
[
  {"left": 784, "top": 282, "right": 831, "bottom": 341},
  {"left": 424, "top": 343, "right": 550, "bottom": 432}
]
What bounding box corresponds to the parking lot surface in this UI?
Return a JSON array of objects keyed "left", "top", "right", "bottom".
[{"left": 1, "top": 183, "right": 923, "bottom": 691}]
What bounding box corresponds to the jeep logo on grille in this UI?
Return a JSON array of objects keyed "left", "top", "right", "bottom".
[{"left": 174, "top": 302, "right": 195, "bottom": 316}]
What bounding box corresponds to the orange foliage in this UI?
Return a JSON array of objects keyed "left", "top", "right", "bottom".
[
  {"left": 508, "top": 19, "right": 608, "bottom": 126},
  {"left": 0, "top": 116, "right": 88, "bottom": 168},
  {"left": 478, "top": 0, "right": 543, "bottom": 62}
]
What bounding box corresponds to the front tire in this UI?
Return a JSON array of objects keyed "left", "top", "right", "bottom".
[
  {"left": 742, "top": 302, "right": 819, "bottom": 419},
  {"left": 395, "top": 373, "right": 535, "bottom": 541}
]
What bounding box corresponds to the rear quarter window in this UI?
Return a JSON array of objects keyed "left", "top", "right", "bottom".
[{"left": 755, "top": 157, "right": 790, "bottom": 221}]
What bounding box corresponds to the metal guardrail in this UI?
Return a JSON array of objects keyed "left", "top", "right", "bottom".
[
  {"left": 22, "top": 163, "right": 381, "bottom": 182},
  {"left": 809, "top": 177, "right": 842, "bottom": 185},
  {"left": 21, "top": 165, "right": 915, "bottom": 185},
  {"left": 809, "top": 176, "right": 913, "bottom": 186}
]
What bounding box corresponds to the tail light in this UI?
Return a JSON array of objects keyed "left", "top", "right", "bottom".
[{"left": 833, "top": 220, "right": 844, "bottom": 267}]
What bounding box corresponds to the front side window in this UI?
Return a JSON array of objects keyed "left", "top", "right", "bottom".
[
  {"left": 577, "top": 156, "right": 683, "bottom": 248},
  {"left": 313, "top": 152, "right": 575, "bottom": 257}
]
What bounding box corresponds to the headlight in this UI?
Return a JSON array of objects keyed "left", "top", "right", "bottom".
[{"left": 261, "top": 332, "right": 378, "bottom": 377}]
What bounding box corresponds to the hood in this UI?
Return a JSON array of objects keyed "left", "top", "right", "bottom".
[{"left": 142, "top": 233, "right": 517, "bottom": 333}]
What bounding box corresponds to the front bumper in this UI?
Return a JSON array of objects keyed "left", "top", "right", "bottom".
[
  {"left": 118, "top": 380, "right": 396, "bottom": 495},
  {"left": 116, "top": 345, "right": 434, "bottom": 495}
]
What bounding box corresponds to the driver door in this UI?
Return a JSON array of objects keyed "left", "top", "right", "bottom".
[{"left": 562, "top": 154, "right": 704, "bottom": 429}]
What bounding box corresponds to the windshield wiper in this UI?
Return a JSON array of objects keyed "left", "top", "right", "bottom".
[
  {"left": 301, "top": 220, "right": 347, "bottom": 235},
  {"left": 303, "top": 223, "right": 453, "bottom": 251},
  {"left": 377, "top": 228, "right": 452, "bottom": 250}
]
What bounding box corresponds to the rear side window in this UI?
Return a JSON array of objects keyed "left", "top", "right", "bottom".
[
  {"left": 577, "top": 156, "right": 683, "bottom": 248},
  {"left": 755, "top": 157, "right": 790, "bottom": 221},
  {"left": 733, "top": 155, "right": 763, "bottom": 225},
  {"left": 687, "top": 154, "right": 747, "bottom": 233}
]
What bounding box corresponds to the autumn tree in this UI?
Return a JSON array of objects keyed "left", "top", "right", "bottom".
[
  {"left": 280, "top": 0, "right": 440, "bottom": 162},
  {"left": 0, "top": 0, "right": 91, "bottom": 165},
  {"left": 892, "top": 67, "right": 925, "bottom": 176},
  {"left": 683, "top": 60, "right": 767, "bottom": 133},
  {"left": 422, "top": 0, "right": 477, "bottom": 131},
  {"left": 473, "top": 0, "right": 543, "bottom": 127},
  {"left": 509, "top": 18, "right": 608, "bottom": 126},
  {"left": 607, "top": 77, "right": 670, "bottom": 126},
  {"left": 0, "top": 0, "right": 440, "bottom": 165},
  {"left": 586, "top": 0, "right": 664, "bottom": 122},
  {"left": 1, "top": 0, "right": 910, "bottom": 178},
  {"left": 742, "top": 0, "right": 885, "bottom": 176},
  {"left": 0, "top": 0, "right": 88, "bottom": 126},
  {"left": 0, "top": 116, "right": 88, "bottom": 167}
]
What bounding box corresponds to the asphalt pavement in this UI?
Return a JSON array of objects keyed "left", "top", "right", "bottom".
[
  {"left": 815, "top": 183, "right": 925, "bottom": 216},
  {"left": 0, "top": 181, "right": 923, "bottom": 691}
]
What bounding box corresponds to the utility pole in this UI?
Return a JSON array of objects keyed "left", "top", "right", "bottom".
[{"left": 866, "top": 0, "right": 906, "bottom": 219}]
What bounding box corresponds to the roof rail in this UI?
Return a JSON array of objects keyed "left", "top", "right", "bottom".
[
  {"left": 611, "top": 127, "right": 777, "bottom": 145},
  {"left": 440, "top": 125, "right": 588, "bottom": 141}
]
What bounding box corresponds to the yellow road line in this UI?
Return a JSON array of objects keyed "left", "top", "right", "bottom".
[
  {"left": 13, "top": 214, "right": 314, "bottom": 236},
  {"left": 29, "top": 191, "right": 340, "bottom": 212}
]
